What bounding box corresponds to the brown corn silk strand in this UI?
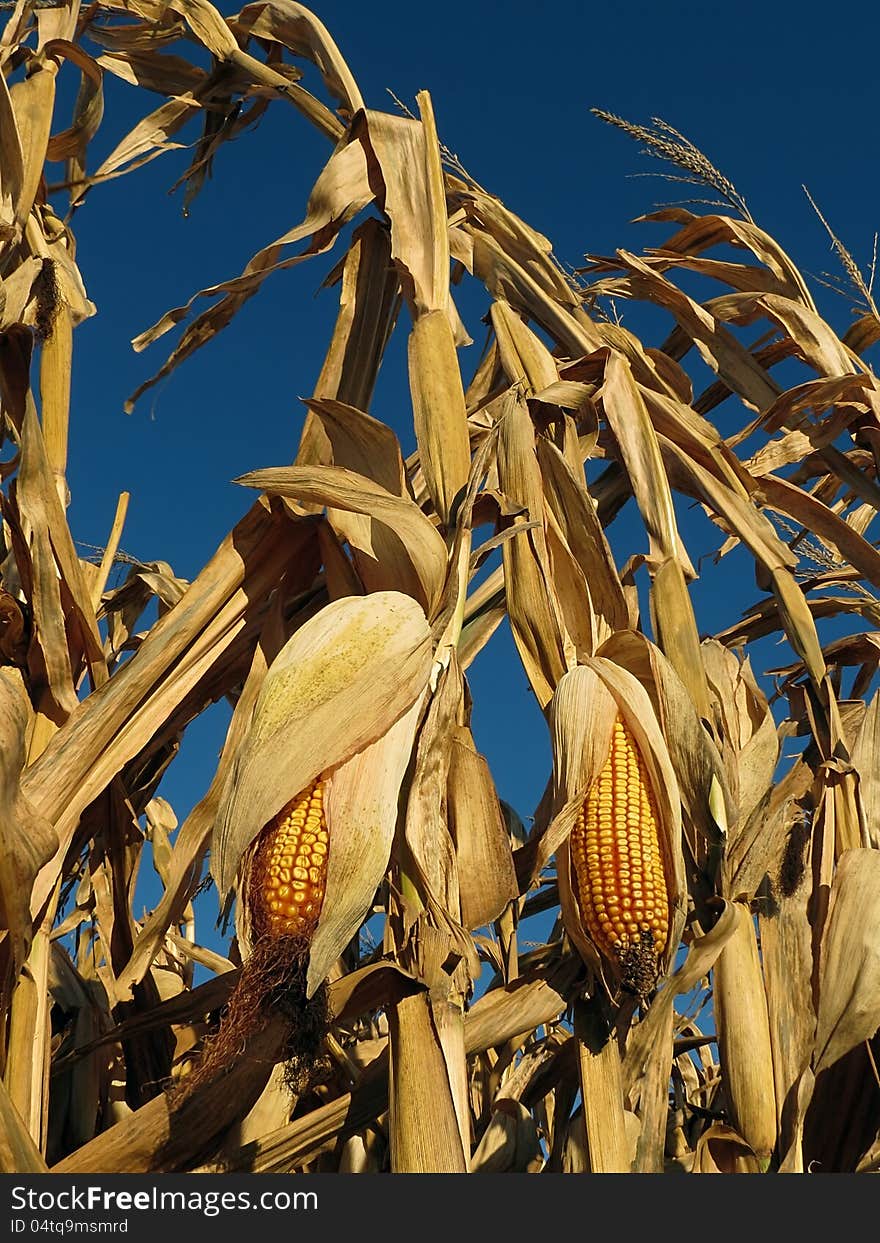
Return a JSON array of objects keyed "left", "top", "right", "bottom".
[{"left": 173, "top": 780, "right": 331, "bottom": 1104}]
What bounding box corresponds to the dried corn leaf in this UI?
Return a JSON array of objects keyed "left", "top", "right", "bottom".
[
  {"left": 469, "top": 230, "right": 600, "bottom": 360},
  {"left": 853, "top": 692, "right": 880, "bottom": 849},
  {"left": 0, "top": 669, "right": 58, "bottom": 972},
  {"left": 95, "top": 48, "right": 207, "bottom": 94},
  {"left": 601, "top": 352, "right": 692, "bottom": 574},
  {"left": 609, "top": 251, "right": 782, "bottom": 412},
  {"left": 127, "top": 134, "right": 372, "bottom": 409},
  {"left": 312, "top": 217, "right": 400, "bottom": 415},
  {"left": 25, "top": 504, "right": 319, "bottom": 914},
  {"left": 759, "top": 474, "right": 880, "bottom": 592},
  {"left": 0, "top": 1078, "right": 48, "bottom": 1174},
  {"left": 238, "top": 464, "right": 447, "bottom": 614},
  {"left": 692, "top": 1123, "right": 762, "bottom": 1174},
  {"left": 4, "top": 929, "right": 50, "bottom": 1146},
  {"left": 813, "top": 848, "right": 880, "bottom": 1074},
  {"left": 536, "top": 438, "right": 629, "bottom": 639},
  {"left": 233, "top": 0, "right": 363, "bottom": 115},
  {"left": 702, "top": 640, "right": 778, "bottom": 822},
  {"left": 642, "top": 209, "right": 816, "bottom": 307},
  {"left": 496, "top": 394, "right": 567, "bottom": 706},
  {"left": 304, "top": 398, "right": 405, "bottom": 495},
  {"left": 471, "top": 1099, "right": 541, "bottom": 1173}
]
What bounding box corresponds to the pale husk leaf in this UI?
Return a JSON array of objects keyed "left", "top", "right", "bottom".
[
  {"left": 305, "top": 694, "right": 426, "bottom": 995},
  {"left": 447, "top": 727, "right": 518, "bottom": 930},
  {"left": 490, "top": 299, "right": 558, "bottom": 395},
  {"left": 212, "top": 590, "right": 433, "bottom": 897},
  {"left": 388, "top": 992, "right": 468, "bottom": 1172},
  {"left": 574, "top": 999, "right": 631, "bottom": 1173},
  {"left": 407, "top": 308, "right": 471, "bottom": 526}
]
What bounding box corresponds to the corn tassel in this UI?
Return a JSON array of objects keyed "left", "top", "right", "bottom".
[{"left": 570, "top": 715, "right": 670, "bottom": 996}]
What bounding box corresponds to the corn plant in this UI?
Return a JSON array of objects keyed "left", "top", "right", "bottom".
[{"left": 0, "top": 0, "right": 878, "bottom": 1177}]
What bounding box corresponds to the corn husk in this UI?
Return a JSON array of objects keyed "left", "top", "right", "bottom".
[
  {"left": 545, "top": 661, "right": 686, "bottom": 989},
  {"left": 713, "top": 901, "right": 778, "bottom": 1162},
  {"left": 213, "top": 591, "right": 433, "bottom": 994}
]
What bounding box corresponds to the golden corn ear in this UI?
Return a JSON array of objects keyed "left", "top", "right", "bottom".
[
  {"left": 570, "top": 715, "right": 669, "bottom": 996},
  {"left": 248, "top": 777, "right": 329, "bottom": 940}
]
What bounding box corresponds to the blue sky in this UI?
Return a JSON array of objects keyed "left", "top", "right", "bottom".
[{"left": 53, "top": 0, "right": 880, "bottom": 951}]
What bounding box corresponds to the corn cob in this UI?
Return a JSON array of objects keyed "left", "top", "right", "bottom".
[
  {"left": 570, "top": 715, "right": 669, "bottom": 996},
  {"left": 176, "top": 777, "right": 331, "bottom": 1103},
  {"left": 248, "top": 777, "right": 329, "bottom": 941}
]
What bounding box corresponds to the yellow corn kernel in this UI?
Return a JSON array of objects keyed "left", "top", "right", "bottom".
[
  {"left": 249, "top": 778, "right": 329, "bottom": 940},
  {"left": 570, "top": 715, "right": 670, "bottom": 995}
]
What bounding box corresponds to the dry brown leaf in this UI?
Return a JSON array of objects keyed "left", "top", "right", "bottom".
[
  {"left": 714, "top": 901, "right": 777, "bottom": 1162},
  {"left": 536, "top": 437, "right": 630, "bottom": 643},
  {"left": 813, "top": 848, "right": 880, "bottom": 1074},
  {"left": 496, "top": 394, "right": 568, "bottom": 707},
  {"left": 311, "top": 217, "right": 400, "bottom": 416},
  {"left": 853, "top": 692, "right": 880, "bottom": 849},
  {"left": 0, "top": 670, "right": 58, "bottom": 973},
  {"left": 237, "top": 464, "right": 448, "bottom": 615},
  {"left": 692, "top": 1122, "right": 762, "bottom": 1174},
  {"left": 0, "top": 1078, "right": 48, "bottom": 1173},
  {"left": 233, "top": 0, "right": 363, "bottom": 115},
  {"left": 25, "top": 504, "right": 320, "bottom": 916},
  {"left": 127, "top": 135, "right": 373, "bottom": 409}
]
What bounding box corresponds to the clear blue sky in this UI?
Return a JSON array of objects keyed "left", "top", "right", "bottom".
[{"left": 56, "top": 0, "right": 880, "bottom": 948}]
